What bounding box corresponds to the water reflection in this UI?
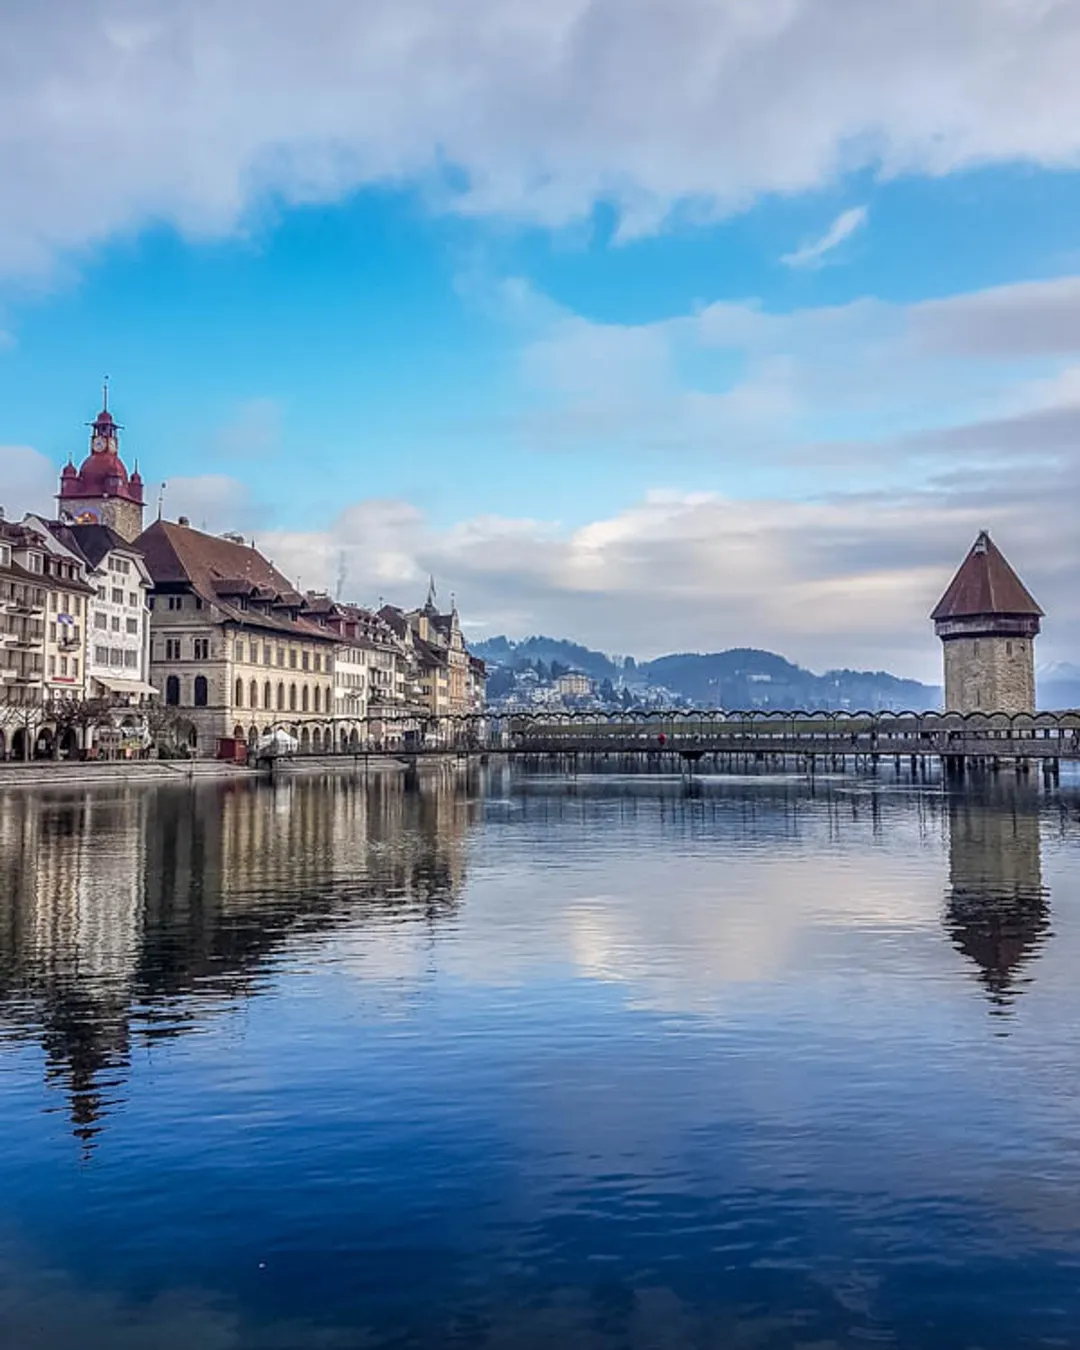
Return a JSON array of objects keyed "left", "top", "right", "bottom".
[
  {"left": 944, "top": 778, "right": 1052, "bottom": 1019},
  {"left": 0, "top": 768, "right": 476, "bottom": 1144}
]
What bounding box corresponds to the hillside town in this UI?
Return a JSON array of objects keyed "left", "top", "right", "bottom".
[{"left": 0, "top": 398, "right": 486, "bottom": 760}]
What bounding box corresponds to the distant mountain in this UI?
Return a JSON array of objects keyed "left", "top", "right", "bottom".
[
  {"left": 640, "top": 648, "right": 937, "bottom": 712},
  {"left": 1038, "top": 663, "right": 1080, "bottom": 710},
  {"left": 473, "top": 636, "right": 941, "bottom": 711},
  {"left": 472, "top": 635, "right": 622, "bottom": 682}
]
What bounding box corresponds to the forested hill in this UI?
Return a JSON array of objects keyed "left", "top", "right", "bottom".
[{"left": 471, "top": 636, "right": 941, "bottom": 711}]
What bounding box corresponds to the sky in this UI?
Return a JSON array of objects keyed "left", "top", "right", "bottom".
[{"left": 4, "top": 1, "right": 1080, "bottom": 681}]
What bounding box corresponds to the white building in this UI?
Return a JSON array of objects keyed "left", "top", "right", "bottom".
[{"left": 25, "top": 516, "right": 155, "bottom": 751}]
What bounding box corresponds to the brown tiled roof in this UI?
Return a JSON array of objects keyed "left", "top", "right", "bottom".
[
  {"left": 136, "top": 519, "right": 338, "bottom": 641},
  {"left": 932, "top": 532, "right": 1043, "bottom": 621}
]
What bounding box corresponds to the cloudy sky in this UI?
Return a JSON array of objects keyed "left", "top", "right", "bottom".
[{"left": 4, "top": 0, "right": 1080, "bottom": 679}]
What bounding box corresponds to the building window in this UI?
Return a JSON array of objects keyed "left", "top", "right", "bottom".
[
  {"left": 194, "top": 597, "right": 204, "bottom": 610},
  {"left": 194, "top": 675, "right": 208, "bottom": 707},
  {"left": 147, "top": 595, "right": 155, "bottom": 610},
  {"left": 111, "top": 616, "right": 120, "bottom": 631},
  {"left": 95, "top": 612, "right": 108, "bottom": 630},
  {"left": 277, "top": 647, "right": 285, "bottom": 667},
  {"left": 302, "top": 685, "right": 309, "bottom": 712},
  {"left": 193, "top": 638, "right": 209, "bottom": 660},
  {"left": 302, "top": 651, "right": 310, "bottom": 672},
  {"left": 165, "top": 638, "right": 181, "bottom": 661},
  {"left": 235, "top": 678, "right": 244, "bottom": 707},
  {"left": 59, "top": 656, "right": 68, "bottom": 676},
  {"left": 168, "top": 596, "right": 183, "bottom": 611},
  {"left": 264, "top": 680, "right": 272, "bottom": 709},
  {"left": 263, "top": 644, "right": 271, "bottom": 666},
  {"left": 128, "top": 592, "right": 138, "bottom": 607},
  {"left": 289, "top": 649, "right": 297, "bottom": 669},
  {"left": 73, "top": 658, "right": 80, "bottom": 678},
  {"left": 276, "top": 681, "right": 285, "bottom": 711},
  {"left": 111, "top": 587, "right": 124, "bottom": 604},
  {"left": 48, "top": 655, "right": 56, "bottom": 676},
  {"left": 110, "top": 648, "right": 123, "bottom": 665},
  {"left": 313, "top": 686, "right": 321, "bottom": 713},
  {"left": 126, "top": 617, "right": 138, "bottom": 634},
  {"left": 289, "top": 683, "right": 297, "bottom": 711},
  {"left": 123, "top": 651, "right": 136, "bottom": 669},
  {"left": 166, "top": 675, "right": 180, "bottom": 706},
  {"left": 95, "top": 645, "right": 108, "bottom": 664}
]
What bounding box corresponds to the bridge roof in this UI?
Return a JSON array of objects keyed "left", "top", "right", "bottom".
[{"left": 932, "top": 531, "right": 1043, "bottom": 621}]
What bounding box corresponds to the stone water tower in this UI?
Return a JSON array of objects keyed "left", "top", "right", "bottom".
[{"left": 932, "top": 531, "right": 1042, "bottom": 715}]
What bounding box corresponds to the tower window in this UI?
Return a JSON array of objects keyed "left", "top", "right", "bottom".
[
  {"left": 1006, "top": 641, "right": 1014, "bottom": 656},
  {"left": 194, "top": 675, "right": 208, "bottom": 707}
]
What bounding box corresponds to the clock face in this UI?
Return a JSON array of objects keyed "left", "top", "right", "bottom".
[
  {"left": 92, "top": 434, "right": 107, "bottom": 452},
  {"left": 74, "top": 509, "right": 100, "bottom": 525}
]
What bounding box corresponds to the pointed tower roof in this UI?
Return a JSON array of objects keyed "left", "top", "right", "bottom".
[{"left": 932, "top": 532, "right": 1043, "bottom": 622}]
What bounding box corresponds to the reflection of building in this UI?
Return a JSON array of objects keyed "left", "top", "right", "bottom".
[
  {"left": 945, "top": 783, "right": 1050, "bottom": 1013},
  {"left": 0, "top": 770, "right": 475, "bottom": 1143},
  {"left": 933, "top": 531, "right": 1043, "bottom": 714}
]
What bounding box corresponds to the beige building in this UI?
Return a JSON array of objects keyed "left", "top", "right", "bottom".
[
  {"left": 0, "top": 518, "right": 94, "bottom": 758},
  {"left": 932, "top": 532, "right": 1043, "bottom": 715},
  {"left": 137, "top": 518, "right": 340, "bottom": 755}
]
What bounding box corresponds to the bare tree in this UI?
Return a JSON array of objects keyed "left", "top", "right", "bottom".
[{"left": 49, "top": 695, "right": 114, "bottom": 757}]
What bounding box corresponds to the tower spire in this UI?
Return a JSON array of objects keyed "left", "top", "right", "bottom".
[{"left": 102, "top": 375, "right": 109, "bottom": 412}]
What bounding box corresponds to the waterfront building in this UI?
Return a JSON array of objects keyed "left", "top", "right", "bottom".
[
  {"left": 932, "top": 531, "right": 1043, "bottom": 715},
  {"left": 379, "top": 580, "right": 485, "bottom": 723},
  {"left": 0, "top": 517, "right": 95, "bottom": 757},
  {"left": 136, "top": 518, "right": 340, "bottom": 755},
  {"left": 24, "top": 516, "right": 155, "bottom": 752}
]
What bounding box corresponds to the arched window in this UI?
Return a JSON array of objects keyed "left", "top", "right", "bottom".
[
  {"left": 249, "top": 679, "right": 258, "bottom": 707},
  {"left": 264, "top": 681, "right": 272, "bottom": 709},
  {"left": 277, "top": 682, "right": 285, "bottom": 711},
  {"left": 302, "top": 685, "right": 309, "bottom": 712},
  {"left": 194, "top": 675, "right": 208, "bottom": 707},
  {"left": 165, "top": 675, "right": 180, "bottom": 706},
  {"left": 289, "top": 683, "right": 297, "bottom": 711},
  {"left": 313, "top": 686, "right": 321, "bottom": 713},
  {"left": 235, "top": 678, "right": 244, "bottom": 708}
]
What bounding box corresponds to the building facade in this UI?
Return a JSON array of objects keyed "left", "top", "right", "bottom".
[
  {"left": 932, "top": 531, "right": 1043, "bottom": 715},
  {"left": 0, "top": 518, "right": 95, "bottom": 758},
  {"left": 137, "top": 518, "right": 340, "bottom": 755}
]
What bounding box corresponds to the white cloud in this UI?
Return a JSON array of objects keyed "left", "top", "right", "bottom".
[
  {"left": 0, "top": 445, "right": 58, "bottom": 520},
  {"left": 780, "top": 205, "right": 868, "bottom": 269},
  {"left": 4, "top": 1, "right": 1080, "bottom": 276}
]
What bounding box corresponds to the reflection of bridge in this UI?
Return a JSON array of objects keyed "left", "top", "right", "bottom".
[{"left": 371, "top": 709, "right": 1080, "bottom": 777}]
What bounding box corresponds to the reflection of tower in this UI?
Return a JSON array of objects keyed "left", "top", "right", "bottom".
[{"left": 945, "top": 783, "right": 1050, "bottom": 1015}]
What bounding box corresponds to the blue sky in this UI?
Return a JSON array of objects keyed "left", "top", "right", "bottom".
[{"left": 5, "top": 0, "right": 1080, "bottom": 677}]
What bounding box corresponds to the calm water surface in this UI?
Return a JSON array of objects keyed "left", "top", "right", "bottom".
[{"left": 2, "top": 765, "right": 1080, "bottom": 1348}]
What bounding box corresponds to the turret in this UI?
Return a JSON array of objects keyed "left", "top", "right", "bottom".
[{"left": 932, "top": 532, "right": 1042, "bottom": 714}]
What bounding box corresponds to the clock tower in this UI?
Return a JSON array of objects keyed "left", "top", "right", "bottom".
[{"left": 57, "top": 391, "right": 145, "bottom": 542}]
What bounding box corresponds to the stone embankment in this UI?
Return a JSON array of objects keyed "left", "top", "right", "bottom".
[{"left": 0, "top": 754, "right": 408, "bottom": 790}]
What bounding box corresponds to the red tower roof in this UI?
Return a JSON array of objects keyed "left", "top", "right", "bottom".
[
  {"left": 932, "top": 532, "right": 1043, "bottom": 622},
  {"left": 57, "top": 400, "right": 144, "bottom": 506}
]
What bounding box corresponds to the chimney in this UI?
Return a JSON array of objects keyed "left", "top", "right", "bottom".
[{"left": 178, "top": 516, "right": 190, "bottom": 527}]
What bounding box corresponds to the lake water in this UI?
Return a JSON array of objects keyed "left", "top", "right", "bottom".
[{"left": 2, "top": 764, "right": 1080, "bottom": 1349}]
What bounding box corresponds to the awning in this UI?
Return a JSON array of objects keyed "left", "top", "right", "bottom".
[{"left": 94, "top": 677, "right": 159, "bottom": 696}]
